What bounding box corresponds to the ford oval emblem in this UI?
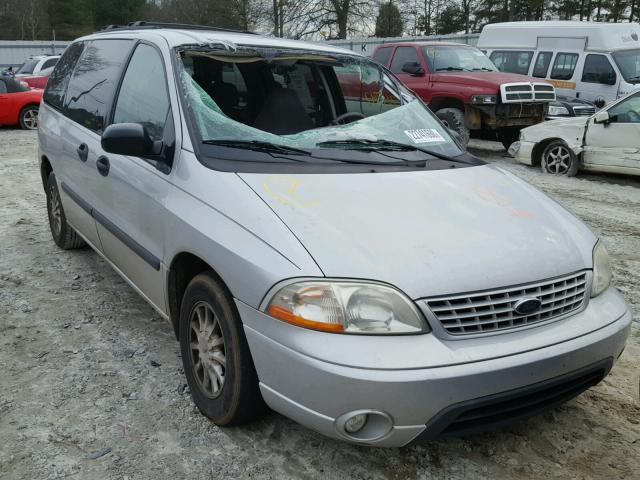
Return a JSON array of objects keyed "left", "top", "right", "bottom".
[{"left": 513, "top": 297, "right": 542, "bottom": 315}]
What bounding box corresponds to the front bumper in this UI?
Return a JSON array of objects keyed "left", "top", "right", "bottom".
[
  {"left": 238, "top": 287, "right": 631, "bottom": 447},
  {"left": 509, "top": 140, "right": 536, "bottom": 165}
]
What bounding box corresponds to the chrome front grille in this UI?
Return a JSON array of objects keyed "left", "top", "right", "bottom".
[
  {"left": 424, "top": 271, "right": 588, "bottom": 336},
  {"left": 573, "top": 106, "right": 596, "bottom": 116},
  {"left": 500, "top": 82, "right": 556, "bottom": 103}
]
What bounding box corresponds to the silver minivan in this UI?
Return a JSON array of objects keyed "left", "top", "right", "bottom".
[{"left": 39, "top": 22, "right": 631, "bottom": 447}]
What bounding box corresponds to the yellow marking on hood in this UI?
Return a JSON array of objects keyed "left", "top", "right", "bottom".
[{"left": 263, "top": 176, "right": 318, "bottom": 208}]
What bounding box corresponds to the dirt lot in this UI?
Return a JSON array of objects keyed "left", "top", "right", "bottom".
[{"left": 0, "top": 129, "right": 638, "bottom": 480}]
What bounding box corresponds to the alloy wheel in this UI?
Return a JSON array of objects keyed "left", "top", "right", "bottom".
[
  {"left": 544, "top": 145, "right": 572, "bottom": 174},
  {"left": 48, "top": 183, "right": 62, "bottom": 238},
  {"left": 23, "top": 109, "right": 38, "bottom": 130},
  {"left": 189, "top": 301, "right": 227, "bottom": 398}
]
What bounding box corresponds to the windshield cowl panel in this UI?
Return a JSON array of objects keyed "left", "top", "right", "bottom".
[{"left": 177, "top": 45, "right": 467, "bottom": 172}]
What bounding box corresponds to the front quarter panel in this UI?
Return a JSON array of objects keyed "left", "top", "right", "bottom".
[
  {"left": 520, "top": 117, "right": 588, "bottom": 154},
  {"left": 164, "top": 150, "right": 323, "bottom": 308}
]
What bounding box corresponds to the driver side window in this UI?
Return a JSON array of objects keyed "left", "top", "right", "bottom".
[
  {"left": 607, "top": 92, "right": 640, "bottom": 124},
  {"left": 113, "top": 44, "right": 170, "bottom": 140}
]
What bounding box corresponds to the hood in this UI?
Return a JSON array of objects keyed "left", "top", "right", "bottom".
[
  {"left": 432, "top": 71, "right": 547, "bottom": 89},
  {"left": 521, "top": 116, "right": 588, "bottom": 145},
  {"left": 239, "top": 165, "right": 596, "bottom": 299}
]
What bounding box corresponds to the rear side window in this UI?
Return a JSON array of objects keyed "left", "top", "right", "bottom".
[
  {"left": 42, "top": 58, "right": 58, "bottom": 70},
  {"left": 550, "top": 53, "right": 579, "bottom": 80},
  {"left": 581, "top": 54, "right": 616, "bottom": 85},
  {"left": 112, "top": 44, "right": 170, "bottom": 141},
  {"left": 532, "top": 52, "right": 552, "bottom": 78},
  {"left": 373, "top": 47, "right": 393, "bottom": 67},
  {"left": 64, "top": 39, "right": 133, "bottom": 133},
  {"left": 489, "top": 51, "right": 533, "bottom": 75},
  {"left": 390, "top": 47, "right": 419, "bottom": 73},
  {"left": 43, "top": 42, "right": 85, "bottom": 111}
]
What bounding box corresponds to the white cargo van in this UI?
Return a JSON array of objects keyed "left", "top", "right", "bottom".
[{"left": 478, "top": 22, "right": 640, "bottom": 106}]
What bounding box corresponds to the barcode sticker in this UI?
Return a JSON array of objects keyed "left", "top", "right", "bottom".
[{"left": 404, "top": 129, "right": 446, "bottom": 144}]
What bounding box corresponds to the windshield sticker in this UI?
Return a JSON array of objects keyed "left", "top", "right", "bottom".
[{"left": 404, "top": 129, "right": 446, "bottom": 144}]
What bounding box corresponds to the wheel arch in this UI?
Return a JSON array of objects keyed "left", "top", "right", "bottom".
[
  {"left": 40, "top": 155, "right": 53, "bottom": 190},
  {"left": 167, "top": 251, "right": 234, "bottom": 339},
  {"left": 429, "top": 97, "right": 466, "bottom": 112}
]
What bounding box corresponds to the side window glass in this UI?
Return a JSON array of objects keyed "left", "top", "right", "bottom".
[
  {"left": 43, "top": 42, "right": 85, "bottom": 111},
  {"left": 0, "top": 80, "right": 6, "bottom": 94},
  {"left": 607, "top": 92, "right": 640, "bottom": 123},
  {"left": 390, "top": 47, "right": 419, "bottom": 74},
  {"left": 551, "top": 53, "right": 579, "bottom": 80},
  {"left": 582, "top": 54, "right": 616, "bottom": 85},
  {"left": 64, "top": 39, "right": 133, "bottom": 133},
  {"left": 490, "top": 51, "right": 532, "bottom": 75},
  {"left": 373, "top": 47, "right": 392, "bottom": 66},
  {"left": 42, "top": 58, "right": 58, "bottom": 70},
  {"left": 113, "top": 44, "right": 170, "bottom": 141},
  {"left": 532, "top": 52, "right": 552, "bottom": 78}
]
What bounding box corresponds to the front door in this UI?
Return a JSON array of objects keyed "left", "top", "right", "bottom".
[
  {"left": 583, "top": 91, "right": 640, "bottom": 172},
  {"left": 93, "top": 42, "right": 174, "bottom": 314}
]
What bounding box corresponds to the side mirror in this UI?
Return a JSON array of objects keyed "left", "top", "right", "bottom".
[
  {"left": 593, "top": 110, "right": 609, "bottom": 124},
  {"left": 401, "top": 62, "right": 424, "bottom": 75},
  {"left": 101, "top": 123, "right": 162, "bottom": 157}
]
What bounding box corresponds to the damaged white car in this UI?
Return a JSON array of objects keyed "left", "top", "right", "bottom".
[{"left": 511, "top": 90, "right": 640, "bottom": 176}]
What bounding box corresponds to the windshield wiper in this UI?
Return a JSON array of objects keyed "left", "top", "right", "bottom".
[
  {"left": 203, "top": 139, "right": 312, "bottom": 156},
  {"left": 472, "top": 67, "right": 495, "bottom": 71},
  {"left": 436, "top": 67, "right": 464, "bottom": 71},
  {"left": 316, "top": 139, "right": 462, "bottom": 164}
]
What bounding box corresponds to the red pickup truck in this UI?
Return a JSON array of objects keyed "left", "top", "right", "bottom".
[{"left": 372, "top": 42, "right": 556, "bottom": 148}]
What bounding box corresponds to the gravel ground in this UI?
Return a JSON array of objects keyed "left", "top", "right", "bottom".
[{"left": 0, "top": 129, "right": 638, "bottom": 480}]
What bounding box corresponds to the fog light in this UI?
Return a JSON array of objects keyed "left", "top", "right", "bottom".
[{"left": 344, "top": 413, "right": 368, "bottom": 433}]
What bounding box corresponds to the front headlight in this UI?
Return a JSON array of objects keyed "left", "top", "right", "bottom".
[
  {"left": 265, "top": 281, "right": 428, "bottom": 334},
  {"left": 470, "top": 94, "right": 497, "bottom": 105},
  {"left": 548, "top": 105, "right": 570, "bottom": 116},
  {"left": 591, "top": 241, "right": 612, "bottom": 297}
]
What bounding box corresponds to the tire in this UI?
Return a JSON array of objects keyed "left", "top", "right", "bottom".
[
  {"left": 19, "top": 105, "right": 39, "bottom": 130},
  {"left": 435, "top": 108, "right": 469, "bottom": 148},
  {"left": 180, "top": 272, "right": 266, "bottom": 426},
  {"left": 497, "top": 127, "right": 520, "bottom": 150},
  {"left": 46, "top": 173, "right": 86, "bottom": 249},
  {"left": 541, "top": 140, "right": 579, "bottom": 177}
]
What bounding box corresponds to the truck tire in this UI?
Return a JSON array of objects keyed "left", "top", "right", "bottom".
[
  {"left": 541, "top": 140, "right": 579, "bottom": 177},
  {"left": 180, "top": 272, "right": 267, "bottom": 426},
  {"left": 436, "top": 108, "right": 469, "bottom": 148},
  {"left": 46, "top": 173, "right": 86, "bottom": 249},
  {"left": 497, "top": 127, "right": 520, "bottom": 150}
]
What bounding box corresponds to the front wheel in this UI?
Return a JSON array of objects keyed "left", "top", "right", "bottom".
[
  {"left": 19, "top": 105, "right": 39, "bottom": 130},
  {"left": 179, "top": 272, "right": 266, "bottom": 426},
  {"left": 541, "top": 140, "right": 579, "bottom": 176},
  {"left": 435, "top": 108, "right": 469, "bottom": 148}
]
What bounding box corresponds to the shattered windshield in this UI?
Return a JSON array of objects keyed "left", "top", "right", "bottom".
[{"left": 178, "top": 46, "right": 463, "bottom": 161}]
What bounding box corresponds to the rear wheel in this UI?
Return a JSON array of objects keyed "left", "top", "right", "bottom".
[
  {"left": 435, "top": 108, "right": 469, "bottom": 148},
  {"left": 19, "top": 105, "right": 39, "bottom": 130},
  {"left": 179, "top": 272, "right": 267, "bottom": 426},
  {"left": 541, "top": 140, "right": 579, "bottom": 176},
  {"left": 46, "top": 173, "right": 86, "bottom": 249}
]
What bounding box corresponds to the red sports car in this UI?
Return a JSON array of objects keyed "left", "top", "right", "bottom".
[
  {"left": 20, "top": 67, "right": 53, "bottom": 89},
  {"left": 0, "top": 76, "right": 42, "bottom": 129}
]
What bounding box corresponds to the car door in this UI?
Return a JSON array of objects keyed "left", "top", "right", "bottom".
[
  {"left": 389, "top": 46, "right": 430, "bottom": 101},
  {"left": 0, "top": 79, "right": 11, "bottom": 124},
  {"left": 93, "top": 42, "right": 174, "bottom": 314},
  {"left": 583, "top": 91, "right": 640, "bottom": 172},
  {"left": 56, "top": 39, "right": 134, "bottom": 250},
  {"left": 576, "top": 54, "right": 619, "bottom": 104}
]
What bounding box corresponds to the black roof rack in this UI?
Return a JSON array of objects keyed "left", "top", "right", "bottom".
[{"left": 99, "top": 21, "right": 256, "bottom": 35}]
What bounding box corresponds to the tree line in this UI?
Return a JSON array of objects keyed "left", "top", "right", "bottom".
[{"left": 0, "top": 0, "right": 637, "bottom": 41}]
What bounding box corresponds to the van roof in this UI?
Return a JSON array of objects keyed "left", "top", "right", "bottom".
[
  {"left": 79, "top": 21, "right": 358, "bottom": 57},
  {"left": 478, "top": 21, "right": 640, "bottom": 52}
]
